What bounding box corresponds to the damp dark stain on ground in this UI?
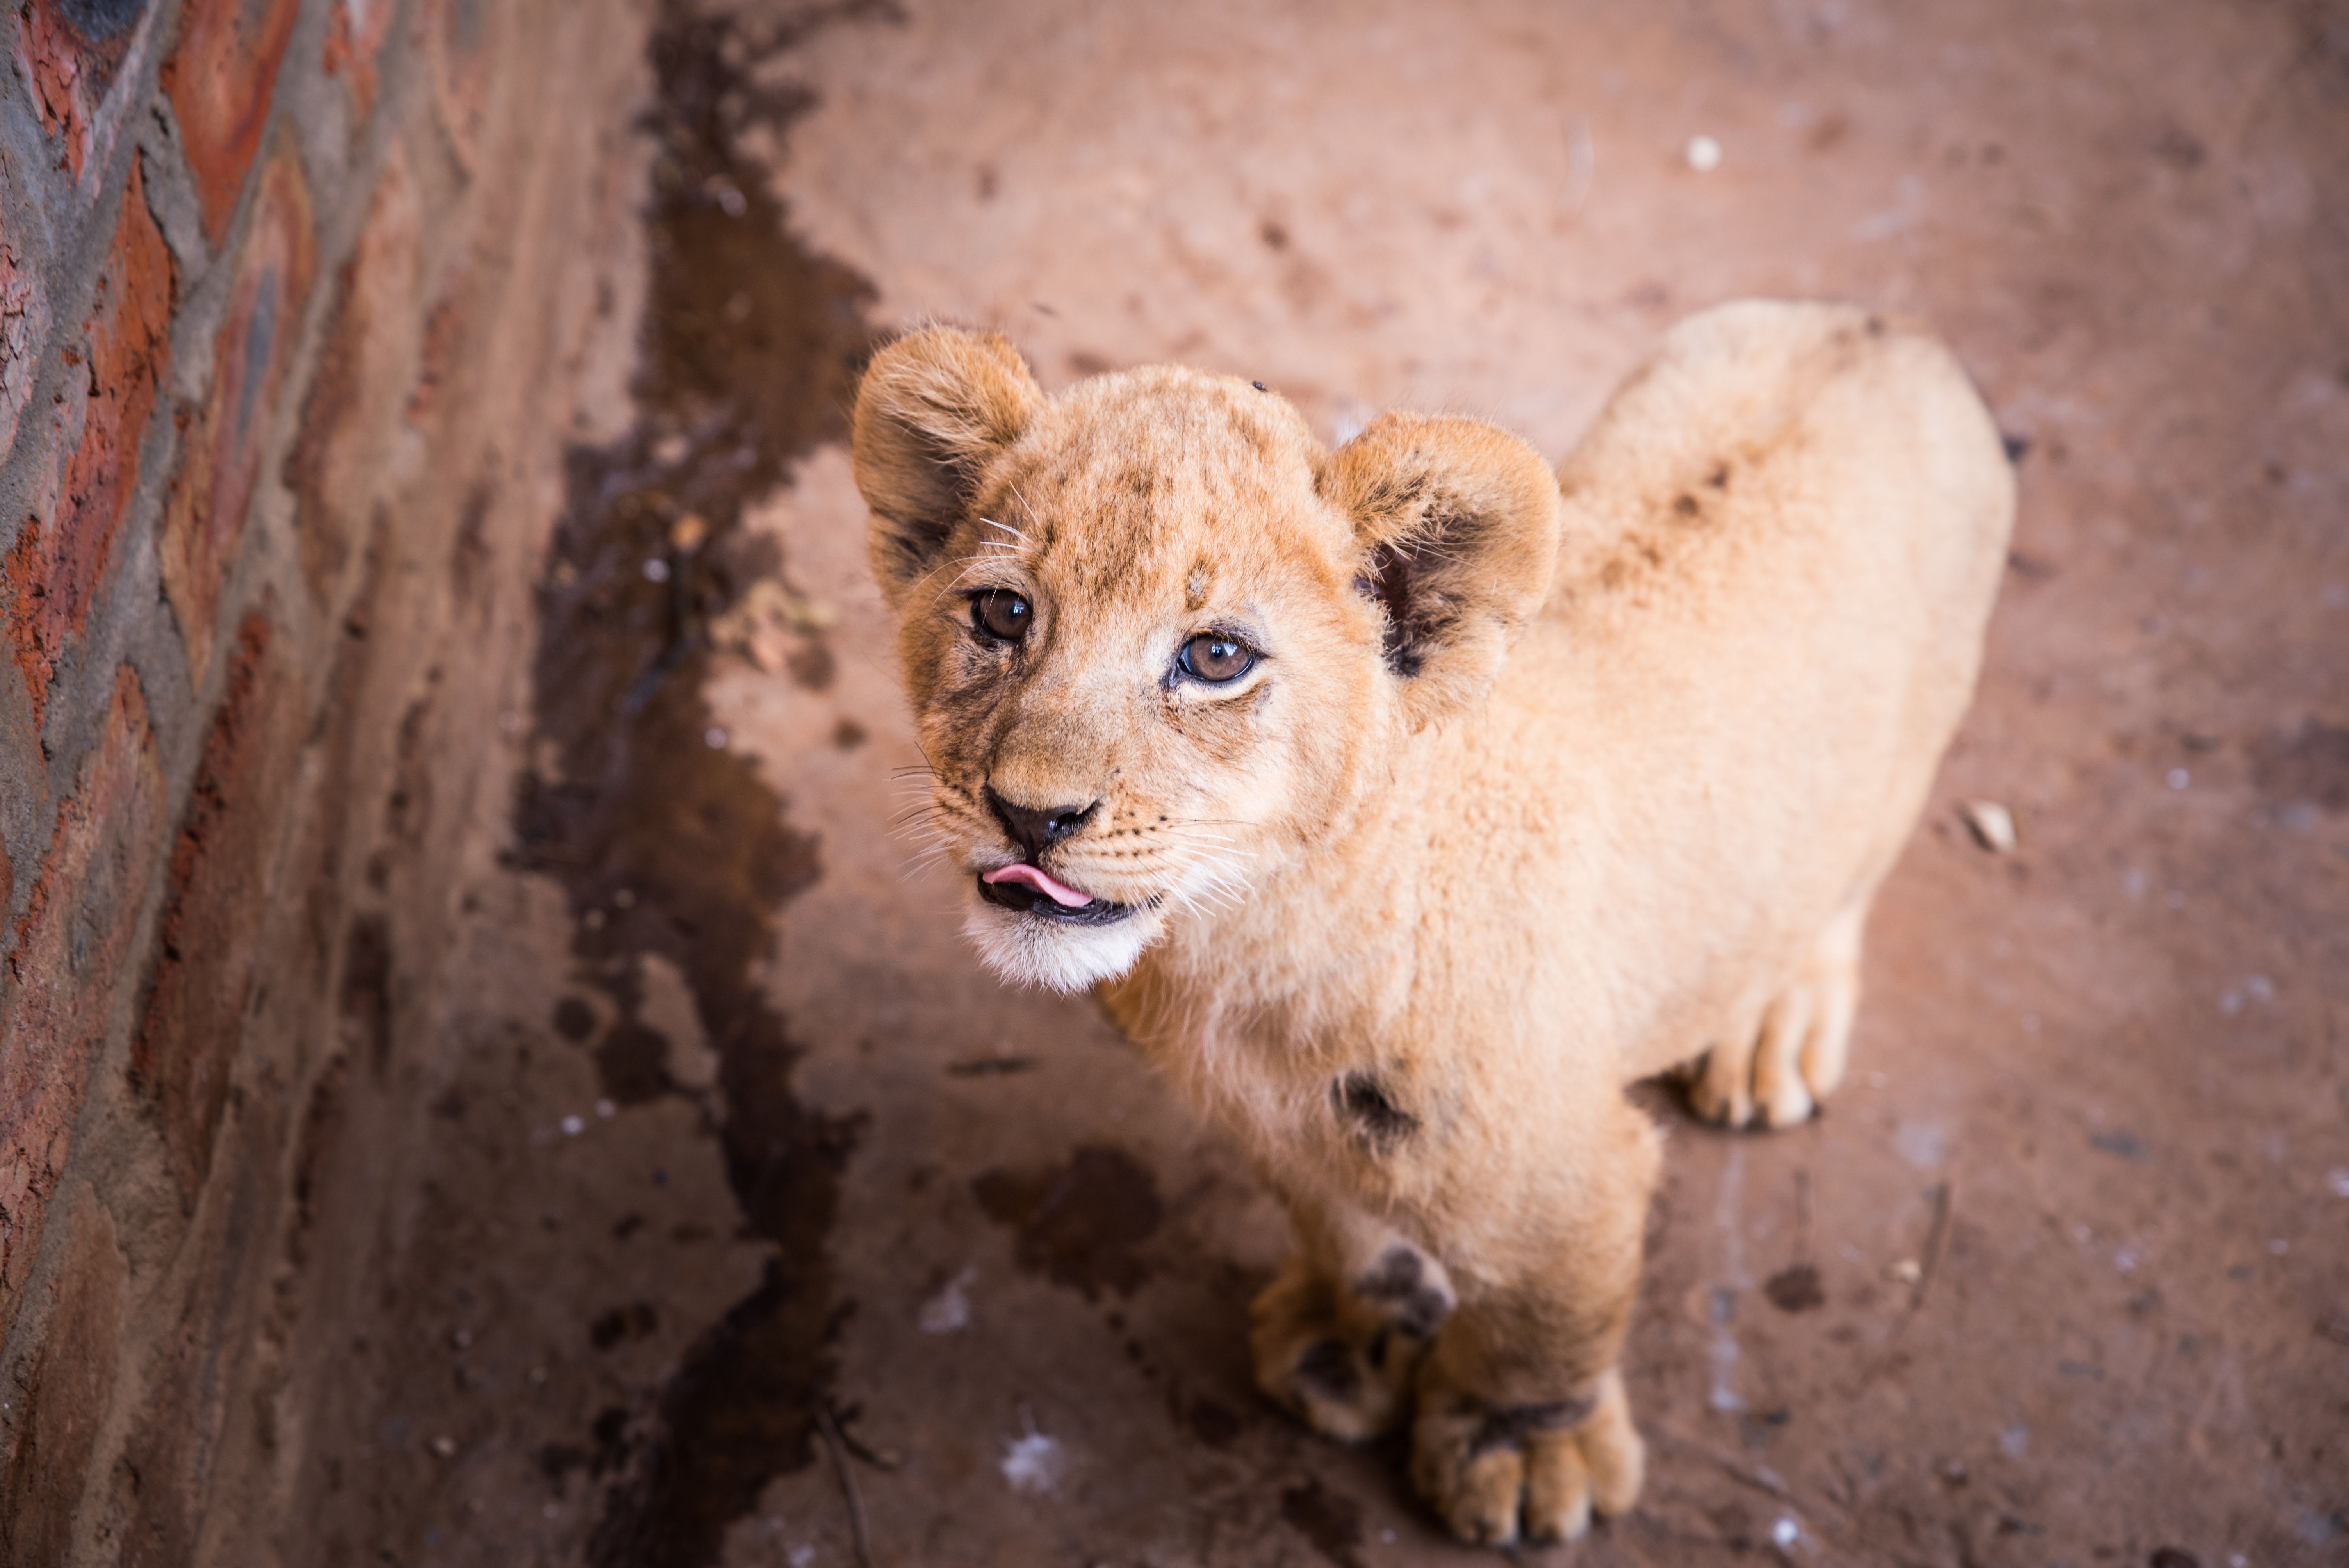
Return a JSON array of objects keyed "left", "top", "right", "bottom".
[
  {"left": 1280, "top": 1475, "right": 1368, "bottom": 1568},
  {"left": 972, "top": 1144, "right": 1166, "bottom": 1302},
  {"left": 506, "top": 3, "right": 888, "bottom": 1565}
]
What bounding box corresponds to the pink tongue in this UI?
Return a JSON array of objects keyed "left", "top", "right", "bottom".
[{"left": 983, "top": 862, "right": 1095, "bottom": 908}]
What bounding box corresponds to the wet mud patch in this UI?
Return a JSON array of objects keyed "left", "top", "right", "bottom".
[
  {"left": 506, "top": 2, "right": 886, "bottom": 1564},
  {"left": 1280, "top": 1475, "right": 1368, "bottom": 1568},
  {"left": 973, "top": 1144, "right": 1166, "bottom": 1302}
]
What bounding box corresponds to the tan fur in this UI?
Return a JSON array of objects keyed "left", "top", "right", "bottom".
[{"left": 852, "top": 301, "right": 2014, "bottom": 1545}]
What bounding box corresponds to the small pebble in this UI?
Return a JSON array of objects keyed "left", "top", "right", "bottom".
[
  {"left": 561, "top": 1115, "right": 585, "bottom": 1137},
  {"left": 1962, "top": 800, "right": 2017, "bottom": 853},
  {"left": 1772, "top": 1516, "right": 1800, "bottom": 1548},
  {"left": 1886, "top": 1258, "right": 1923, "bottom": 1285},
  {"left": 450, "top": 1328, "right": 473, "bottom": 1351},
  {"left": 430, "top": 1435, "right": 458, "bottom": 1459},
  {"left": 2167, "top": 767, "right": 2190, "bottom": 789},
  {"left": 1686, "top": 134, "right": 1723, "bottom": 171}
]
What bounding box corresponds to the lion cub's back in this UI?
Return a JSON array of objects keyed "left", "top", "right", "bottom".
[{"left": 1497, "top": 300, "right": 2014, "bottom": 1074}]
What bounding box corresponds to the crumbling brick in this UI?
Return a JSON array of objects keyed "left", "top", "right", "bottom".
[
  {"left": 0, "top": 232, "right": 52, "bottom": 470},
  {"left": 4, "top": 162, "right": 175, "bottom": 729},
  {"left": 0, "top": 666, "right": 164, "bottom": 1351},
  {"left": 161, "top": 0, "right": 303, "bottom": 240},
  {"left": 130, "top": 609, "right": 301, "bottom": 1207},
  {"left": 12, "top": 0, "right": 157, "bottom": 184},
  {"left": 159, "top": 145, "right": 315, "bottom": 678}
]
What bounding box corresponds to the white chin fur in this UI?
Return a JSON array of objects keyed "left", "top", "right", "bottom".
[{"left": 962, "top": 895, "right": 1152, "bottom": 994}]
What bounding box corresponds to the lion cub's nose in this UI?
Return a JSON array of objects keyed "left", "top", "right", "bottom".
[{"left": 984, "top": 785, "right": 1100, "bottom": 859}]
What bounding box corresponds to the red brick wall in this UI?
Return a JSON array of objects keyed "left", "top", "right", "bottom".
[{"left": 0, "top": 1, "right": 648, "bottom": 1560}]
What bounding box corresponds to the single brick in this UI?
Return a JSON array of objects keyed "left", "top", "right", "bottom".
[
  {"left": 321, "top": 0, "right": 399, "bottom": 124},
  {"left": 160, "top": 0, "right": 303, "bottom": 240},
  {"left": 12, "top": 0, "right": 159, "bottom": 184},
  {"left": 0, "top": 665, "right": 165, "bottom": 1350},
  {"left": 0, "top": 1190, "right": 126, "bottom": 1566},
  {"left": 130, "top": 609, "right": 301, "bottom": 1206},
  {"left": 0, "top": 230, "right": 52, "bottom": 470},
  {"left": 282, "top": 150, "right": 419, "bottom": 603},
  {"left": 4, "top": 162, "right": 175, "bottom": 728},
  {"left": 159, "top": 145, "right": 314, "bottom": 677}
]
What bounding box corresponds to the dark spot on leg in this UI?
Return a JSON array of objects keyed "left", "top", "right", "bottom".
[
  {"left": 1332, "top": 1074, "right": 1419, "bottom": 1151},
  {"left": 2000, "top": 432, "right": 2032, "bottom": 464},
  {"left": 1352, "top": 1245, "right": 1453, "bottom": 1335},
  {"left": 1354, "top": 1245, "right": 1422, "bottom": 1300},
  {"left": 1672, "top": 492, "right": 1700, "bottom": 518},
  {"left": 1705, "top": 461, "right": 1731, "bottom": 488},
  {"left": 1260, "top": 218, "right": 1290, "bottom": 250},
  {"left": 1297, "top": 1337, "right": 1362, "bottom": 1401}
]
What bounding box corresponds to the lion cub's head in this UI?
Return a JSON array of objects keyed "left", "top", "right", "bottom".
[{"left": 852, "top": 328, "right": 1560, "bottom": 992}]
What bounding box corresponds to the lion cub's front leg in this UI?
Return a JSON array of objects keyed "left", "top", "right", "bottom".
[
  {"left": 1407, "top": 1093, "right": 1661, "bottom": 1545},
  {"left": 1251, "top": 1199, "right": 1456, "bottom": 1441}
]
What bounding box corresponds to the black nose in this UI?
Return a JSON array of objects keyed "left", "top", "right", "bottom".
[{"left": 985, "top": 786, "right": 1098, "bottom": 859}]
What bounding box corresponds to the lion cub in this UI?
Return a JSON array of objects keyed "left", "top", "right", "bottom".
[{"left": 852, "top": 301, "right": 2013, "bottom": 1545}]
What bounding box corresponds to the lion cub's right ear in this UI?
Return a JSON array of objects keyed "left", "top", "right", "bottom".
[{"left": 852, "top": 327, "right": 1046, "bottom": 609}]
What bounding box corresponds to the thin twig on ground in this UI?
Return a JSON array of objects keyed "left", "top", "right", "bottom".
[{"left": 816, "top": 1404, "right": 875, "bottom": 1568}]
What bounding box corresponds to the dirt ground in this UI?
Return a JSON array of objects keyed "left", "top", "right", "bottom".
[{"left": 308, "top": 2, "right": 2349, "bottom": 1565}]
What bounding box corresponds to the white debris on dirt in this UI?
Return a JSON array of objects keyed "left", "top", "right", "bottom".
[
  {"left": 919, "top": 1267, "right": 977, "bottom": 1334},
  {"left": 1686, "top": 134, "right": 1723, "bottom": 171},
  {"left": 1772, "top": 1516, "right": 1800, "bottom": 1549},
  {"left": 1886, "top": 1258, "right": 1923, "bottom": 1285},
  {"left": 642, "top": 557, "right": 671, "bottom": 583},
  {"left": 1962, "top": 799, "right": 2018, "bottom": 853},
  {"left": 1001, "top": 1409, "right": 1067, "bottom": 1495},
  {"left": 2220, "top": 975, "right": 2275, "bottom": 1014},
  {"left": 560, "top": 1115, "right": 585, "bottom": 1137},
  {"left": 2167, "top": 767, "right": 2191, "bottom": 789}
]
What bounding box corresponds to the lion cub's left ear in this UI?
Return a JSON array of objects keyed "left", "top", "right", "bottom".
[{"left": 1321, "top": 413, "right": 1561, "bottom": 729}]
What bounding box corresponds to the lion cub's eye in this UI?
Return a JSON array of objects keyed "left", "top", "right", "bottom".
[
  {"left": 969, "top": 590, "right": 1031, "bottom": 641},
  {"left": 1179, "top": 633, "right": 1255, "bottom": 684}
]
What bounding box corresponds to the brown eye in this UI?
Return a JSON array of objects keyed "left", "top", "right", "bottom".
[
  {"left": 1180, "top": 633, "right": 1255, "bottom": 683},
  {"left": 970, "top": 590, "right": 1031, "bottom": 641}
]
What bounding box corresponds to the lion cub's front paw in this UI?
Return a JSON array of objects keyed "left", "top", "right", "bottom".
[
  {"left": 1251, "top": 1246, "right": 1454, "bottom": 1442},
  {"left": 1409, "top": 1368, "right": 1643, "bottom": 1546}
]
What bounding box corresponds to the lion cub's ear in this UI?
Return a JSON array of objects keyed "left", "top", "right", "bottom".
[
  {"left": 853, "top": 327, "right": 1046, "bottom": 607},
  {"left": 1321, "top": 413, "right": 1561, "bottom": 729}
]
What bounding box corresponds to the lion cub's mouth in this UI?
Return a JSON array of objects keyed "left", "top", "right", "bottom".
[{"left": 977, "top": 863, "right": 1139, "bottom": 926}]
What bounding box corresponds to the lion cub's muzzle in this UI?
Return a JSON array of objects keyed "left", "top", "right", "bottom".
[{"left": 975, "top": 784, "right": 1141, "bottom": 926}]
